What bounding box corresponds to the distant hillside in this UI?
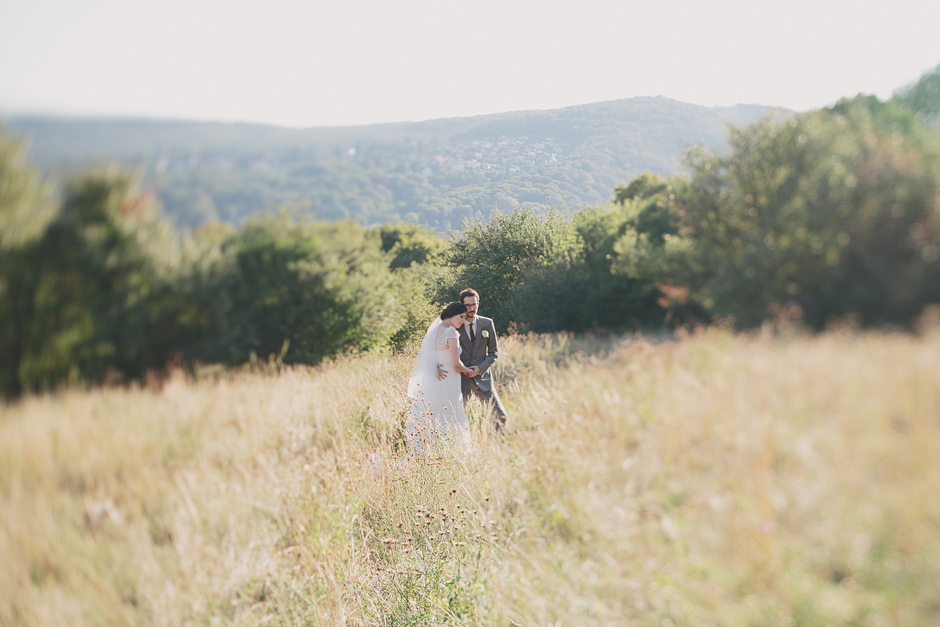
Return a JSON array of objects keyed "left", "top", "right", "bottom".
[{"left": 6, "top": 97, "right": 771, "bottom": 231}]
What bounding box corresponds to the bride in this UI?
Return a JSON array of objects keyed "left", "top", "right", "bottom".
[{"left": 406, "top": 302, "right": 473, "bottom": 456}]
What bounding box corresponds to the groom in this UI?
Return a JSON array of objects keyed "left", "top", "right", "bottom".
[{"left": 455, "top": 288, "right": 508, "bottom": 431}]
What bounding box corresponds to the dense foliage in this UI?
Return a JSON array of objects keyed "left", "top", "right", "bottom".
[
  {"left": 2, "top": 65, "right": 939, "bottom": 396},
  {"left": 617, "top": 93, "right": 940, "bottom": 328},
  {"left": 0, "top": 135, "right": 429, "bottom": 396}
]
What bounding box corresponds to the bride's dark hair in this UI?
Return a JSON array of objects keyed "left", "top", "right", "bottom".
[{"left": 440, "top": 302, "right": 468, "bottom": 320}]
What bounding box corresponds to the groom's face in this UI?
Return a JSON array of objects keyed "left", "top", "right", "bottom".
[{"left": 462, "top": 296, "right": 479, "bottom": 321}]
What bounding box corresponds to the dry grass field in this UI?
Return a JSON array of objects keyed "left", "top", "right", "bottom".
[{"left": 2, "top": 325, "right": 939, "bottom": 626}]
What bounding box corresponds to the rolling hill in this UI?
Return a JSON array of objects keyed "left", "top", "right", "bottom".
[{"left": 6, "top": 97, "right": 772, "bottom": 231}]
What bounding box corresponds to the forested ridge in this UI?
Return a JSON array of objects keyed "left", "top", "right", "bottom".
[
  {"left": 7, "top": 97, "right": 768, "bottom": 231},
  {"left": 1, "top": 65, "right": 939, "bottom": 398}
]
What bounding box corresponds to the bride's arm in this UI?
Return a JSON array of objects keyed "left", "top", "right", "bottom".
[{"left": 449, "top": 339, "right": 470, "bottom": 374}]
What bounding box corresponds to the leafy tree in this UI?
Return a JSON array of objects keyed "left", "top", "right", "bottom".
[
  {"left": 0, "top": 128, "right": 53, "bottom": 251},
  {"left": 614, "top": 170, "right": 669, "bottom": 204},
  {"left": 617, "top": 100, "right": 940, "bottom": 328},
  {"left": 443, "top": 207, "right": 583, "bottom": 333},
  {"left": 374, "top": 223, "right": 451, "bottom": 350},
  {"left": 568, "top": 203, "right": 666, "bottom": 330},
  {"left": 378, "top": 223, "right": 448, "bottom": 269},
  {"left": 896, "top": 62, "right": 940, "bottom": 126},
  {"left": 0, "top": 128, "right": 54, "bottom": 395},
  {"left": 215, "top": 214, "right": 399, "bottom": 366},
  {"left": 386, "top": 263, "right": 446, "bottom": 352},
  {"left": 7, "top": 166, "right": 184, "bottom": 393}
]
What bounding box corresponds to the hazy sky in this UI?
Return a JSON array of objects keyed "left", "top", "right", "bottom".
[{"left": 1, "top": 0, "right": 939, "bottom": 128}]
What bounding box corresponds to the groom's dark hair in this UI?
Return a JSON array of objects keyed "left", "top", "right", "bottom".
[{"left": 459, "top": 288, "right": 479, "bottom": 302}]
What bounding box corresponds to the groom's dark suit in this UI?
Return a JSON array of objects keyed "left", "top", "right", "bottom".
[{"left": 459, "top": 315, "right": 507, "bottom": 429}]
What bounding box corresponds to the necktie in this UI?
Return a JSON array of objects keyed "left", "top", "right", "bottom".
[{"left": 469, "top": 322, "right": 475, "bottom": 342}]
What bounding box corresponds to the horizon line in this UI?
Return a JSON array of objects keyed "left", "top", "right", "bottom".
[{"left": 0, "top": 95, "right": 785, "bottom": 132}]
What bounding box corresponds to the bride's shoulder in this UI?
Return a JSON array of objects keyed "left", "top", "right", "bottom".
[{"left": 435, "top": 325, "right": 458, "bottom": 350}]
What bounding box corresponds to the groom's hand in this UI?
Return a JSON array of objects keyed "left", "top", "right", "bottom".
[
  {"left": 467, "top": 366, "right": 481, "bottom": 378},
  {"left": 437, "top": 363, "right": 447, "bottom": 380}
]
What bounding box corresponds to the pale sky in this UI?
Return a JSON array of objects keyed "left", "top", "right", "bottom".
[{"left": 1, "top": 0, "right": 939, "bottom": 128}]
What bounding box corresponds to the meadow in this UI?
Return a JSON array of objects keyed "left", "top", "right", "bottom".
[{"left": 1, "top": 324, "right": 939, "bottom": 626}]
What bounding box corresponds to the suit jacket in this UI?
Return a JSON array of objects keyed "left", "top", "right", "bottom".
[{"left": 459, "top": 315, "right": 499, "bottom": 392}]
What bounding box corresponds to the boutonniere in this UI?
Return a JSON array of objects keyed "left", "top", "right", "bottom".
[{"left": 481, "top": 329, "right": 489, "bottom": 339}]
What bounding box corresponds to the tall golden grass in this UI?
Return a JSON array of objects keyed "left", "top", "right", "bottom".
[{"left": 1, "top": 325, "right": 939, "bottom": 626}]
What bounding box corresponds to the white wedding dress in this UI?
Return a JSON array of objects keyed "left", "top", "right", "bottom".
[{"left": 406, "top": 320, "right": 471, "bottom": 457}]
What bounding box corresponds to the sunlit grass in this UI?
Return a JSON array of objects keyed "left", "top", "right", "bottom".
[{"left": 2, "top": 325, "right": 939, "bottom": 625}]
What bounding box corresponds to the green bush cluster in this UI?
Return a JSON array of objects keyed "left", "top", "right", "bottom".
[
  {"left": 0, "top": 141, "right": 435, "bottom": 397},
  {"left": 616, "top": 94, "right": 940, "bottom": 329}
]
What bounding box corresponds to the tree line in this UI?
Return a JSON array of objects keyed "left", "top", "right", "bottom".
[{"left": 2, "top": 66, "right": 939, "bottom": 398}]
